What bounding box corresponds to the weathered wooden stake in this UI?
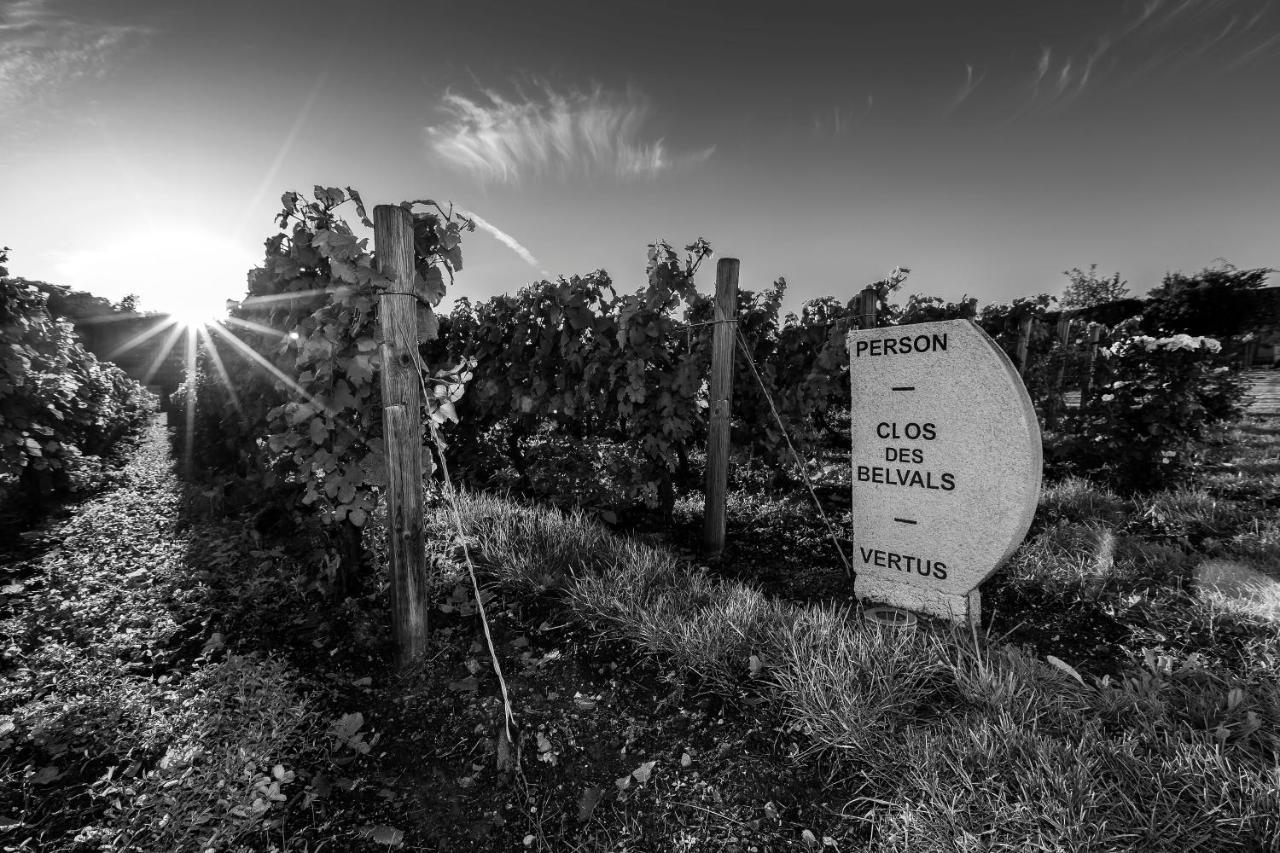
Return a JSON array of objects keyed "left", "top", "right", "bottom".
[
  {"left": 703, "top": 258, "right": 739, "bottom": 557},
  {"left": 1046, "top": 315, "right": 1072, "bottom": 428},
  {"left": 373, "top": 204, "right": 430, "bottom": 664},
  {"left": 860, "top": 286, "right": 879, "bottom": 329},
  {"left": 1015, "top": 315, "right": 1034, "bottom": 376},
  {"left": 1080, "top": 323, "right": 1102, "bottom": 404}
]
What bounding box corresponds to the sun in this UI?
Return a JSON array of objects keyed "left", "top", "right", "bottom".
[
  {"left": 53, "top": 225, "right": 256, "bottom": 328},
  {"left": 165, "top": 294, "right": 228, "bottom": 328}
]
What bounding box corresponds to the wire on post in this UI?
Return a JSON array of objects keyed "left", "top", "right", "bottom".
[{"left": 732, "top": 327, "right": 853, "bottom": 577}]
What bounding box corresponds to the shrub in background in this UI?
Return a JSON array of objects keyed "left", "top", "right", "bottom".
[
  {"left": 1140, "top": 263, "right": 1271, "bottom": 339},
  {"left": 1054, "top": 330, "right": 1247, "bottom": 491},
  {"left": 1061, "top": 264, "right": 1129, "bottom": 310}
]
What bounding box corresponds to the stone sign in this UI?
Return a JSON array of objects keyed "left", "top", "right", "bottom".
[{"left": 846, "top": 319, "right": 1041, "bottom": 625}]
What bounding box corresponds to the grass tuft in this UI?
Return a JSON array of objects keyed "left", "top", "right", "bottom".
[
  {"left": 1194, "top": 557, "right": 1280, "bottom": 623},
  {"left": 769, "top": 607, "right": 953, "bottom": 761},
  {"left": 1038, "top": 475, "right": 1129, "bottom": 527},
  {"left": 1133, "top": 486, "right": 1246, "bottom": 544}
]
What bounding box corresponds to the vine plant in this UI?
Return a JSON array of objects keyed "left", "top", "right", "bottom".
[
  {"left": 177, "top": 187, "right": 473, "bottom": 590},
  {"left": 435, "top": 240, "right": 715, "bottom": 518},
  {"left": 1, "top": 247, "right": 153, "bottom": 503}
]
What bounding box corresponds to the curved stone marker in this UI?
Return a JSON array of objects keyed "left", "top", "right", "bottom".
[{"left": 847, "top": 319, "right": 1042, "bottom": 626}]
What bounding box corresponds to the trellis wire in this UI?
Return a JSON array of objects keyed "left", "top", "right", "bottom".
[
  {"left": 416, "top": 369, "right": 516, "bottom": 747},
  {"left": 733, "top": 326, "right": 852, "bottom": 576}
]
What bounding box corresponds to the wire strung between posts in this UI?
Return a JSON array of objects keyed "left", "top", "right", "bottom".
[
  {"left": 733, "top": 326, "right": 853, "bottom": 576},
  {"left": 415, "top": 369, "right": 516, "bottom": 747}
]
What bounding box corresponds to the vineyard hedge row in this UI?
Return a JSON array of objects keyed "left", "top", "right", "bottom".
[
  {"left": 425, "top": 267, "right": 1256, "bottom": 501},
  {"left": 176, "top": 189, "right": 1263, "bottom": 586},
  {"left": 0, "top": 248, "right": 155, "bottom": 503}
]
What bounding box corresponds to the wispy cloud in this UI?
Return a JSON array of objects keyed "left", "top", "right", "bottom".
[
  {"left": 0, "top": 0, "right": 151, "bottom": 121},
  {"left": 1024, "top": 37, "right": 1110, "bottom": 111},
  {"left": 946, "top": 64, "right": 986, "bottom": 114},
  {"left": 1032, "top": 46, "right": 1052, "bottom": 90},
  {"left": 1124, "top": 0, "right": 1277, "bottom": 68},
  {"left": 455, "top": 206, "right": 548, "bottom": 276},
  {"left": 811, "top": 95, "right": 873, "bottom": 137},
  {"left": 1024, "top": 0, "right": 1278, "bottom": 111},
  {"left": 1224, "top": 28, "right": 1280, "bottom": 72},
  {"left": 426, "top": 82, "right": 714, "bottom": 183}
]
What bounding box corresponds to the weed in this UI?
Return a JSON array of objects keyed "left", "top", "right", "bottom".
[
  {"left": 769, "top": 607, "right": 953, "bottom": 761},
  {"left": 1037, "top": 476, "right": 1129, "bottom": 528}
]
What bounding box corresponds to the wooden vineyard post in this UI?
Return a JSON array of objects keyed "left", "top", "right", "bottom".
[
  {"left": 1046, "top": 314, "right": 1072, "bottom": 428},
  {"left": 703, "top": 257, "right": 739, "bottom": 557},
  {"left": 860, "top": 285, "right": 879, "bottom": 329},
  {"left": 1080, "top": 323, "right": 1102, "bottom": 405},
  {"left": 373, "top": 204, "right": 430, "bottom": 665},
  {"left": 1015, "top": 315, "right": 1034, "bottom": 376}
]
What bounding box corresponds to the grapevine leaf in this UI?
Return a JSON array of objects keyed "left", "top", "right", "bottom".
[
  {"left": 417, "top": 307, "right": 439, "bottom": 341},
  {"left": 434, "top": 220, "right": 459, "bottom": 251},
  {"left": 332, "top": 380, "right": 358, "bottom": 409},
  {"left": 346, "top": 187, "right": 373, "bottom": 228},
  {"left": 577, "top": 786, "right": 604, "bottom": 823},
  {"left": 415, "top": 266, "right": 447, "bottom": 307},
  {"left": 353, "top": 825, "right": 403, "bottom": 847},
  {"left": 433, "top": 400, "right": 458, "bottom": 424},
  {"left": 536, "top": 732, "right": 555, "bottom": 764},
  {"left": 32, "top": 766, "right": 61, "bottom": 785},
  {"left": 330, "top": 259, "right": 359, "bottom": 284},
  {"left": 412, "top": 217, "right": 440, "bottom": 257},
  {"left": 331, "top": 712, "right": 364, "bottom": 741},
  {"left": 347, "top": 354, "right": 374, "bottom": 385},
  {"left": 314, "top": 186, "right": 346, "bottom": 209}
]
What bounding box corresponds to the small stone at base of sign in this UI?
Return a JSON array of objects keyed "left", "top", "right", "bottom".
[
  {"left": 858, "top": 575, "right": 982, "bottom": 628},
  {"left": 864, "top": 606, "right": 918, "bottom": 629}
]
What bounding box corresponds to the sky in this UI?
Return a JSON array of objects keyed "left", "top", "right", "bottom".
[{"left": 2, "top": 0, "right": 1278, "bottom": 321}]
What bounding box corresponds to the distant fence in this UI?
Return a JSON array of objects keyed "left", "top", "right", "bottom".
[
  {"left": 990, "top": 300, "right": 1277, "bottom": 428},
  {"left": 1242, "top": 370, "right": 1280, "bottom": 416},
  {"left": 967, "top": 310, "right": 1113, "bottom": 430}
]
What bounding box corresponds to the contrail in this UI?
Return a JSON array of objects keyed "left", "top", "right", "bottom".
[{"left": 456, "top": 206, "right": 548, "bottom": 276}]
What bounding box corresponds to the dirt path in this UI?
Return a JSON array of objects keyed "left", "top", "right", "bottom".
[{"left": 0, "top": 417, "right": 330, "bottom": 851}]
